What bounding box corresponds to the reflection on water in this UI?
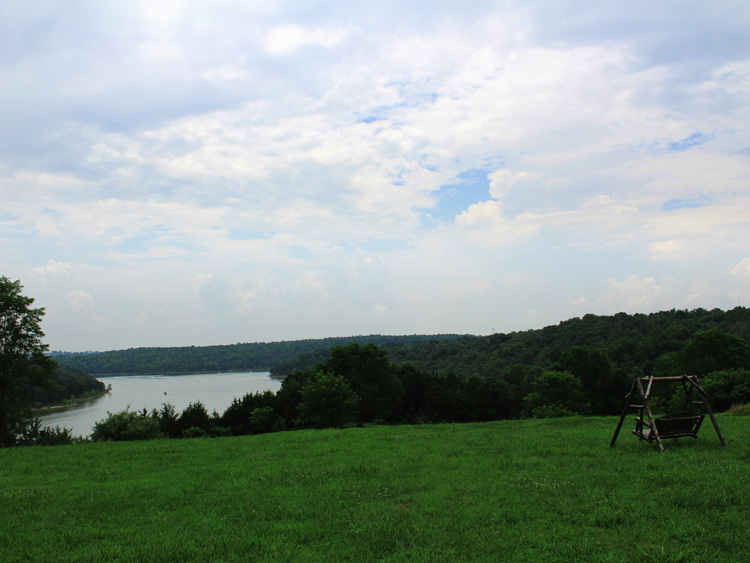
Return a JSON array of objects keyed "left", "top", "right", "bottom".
[{"left": 39, "top": 371, "right": 282, "bottom": 438}]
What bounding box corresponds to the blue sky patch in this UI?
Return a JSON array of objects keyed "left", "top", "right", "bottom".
[
  {"left": 430, "top": 169, "right": 491, "bottom": 222},
  {"left": 228, "top": 228, "right": 269, "bottom": 240},
  {"left": 668, "top": 132, "right": 710, "bottom": 151},
  {"left": 662, "top": 195, "right": 710, "bottom": 211}
]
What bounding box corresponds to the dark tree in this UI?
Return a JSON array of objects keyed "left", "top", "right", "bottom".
[
  {"left": 700, "top": 369, "right": 750, "bottom": 412},
  {"left": 677, "top": 328, "right": 750, "bottom": 375},
  {"left": 274, "top": 370, "right": 309, "bottom": 427},
  {"left": 395, "top": 363, "right": 430, "bottom": 422},
  {"left": 465, "top": 374, "right": 512, "bottom": 422},
  {"left": 521, "top": 370, "right": 590, "bottom": 418},
  {"left": 1, "top": 277, "right": 55, "bottom": 447},
  {"left": 177, "top": 401, "right": 212, "bottom": 436},
  {"left": 152, "top": 403, "right": 180, "bottom": 438},
  {"left": 249, "top": 406, "right": 285, "bottom": 434},
  {"left": 91, "top": 409, "right": 162, "bottom": 441},
  {"left": 323, "top": 343, "right": 403, "bottom": 424},
  {"left": 298, "top": 370, "right": 359, "bottom": 428},
  {"left": 552, "top": 346, "right": 628, "bottom": 415},
  {"left": 30, "top": 364, "right": 105, "bottom": 406},
  {"left": 500, "top": 364, "right": 540, "bottom": 418},
  {"left": 425, "top": 371, "right": 467, "bottom": 422},
  {"left": 654, "top": 329, "right": 750, "bottom": 412}
]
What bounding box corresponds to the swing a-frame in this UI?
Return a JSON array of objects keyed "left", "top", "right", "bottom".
[{"left": 610, "top": 375, "right": 726, "bottom": 453}]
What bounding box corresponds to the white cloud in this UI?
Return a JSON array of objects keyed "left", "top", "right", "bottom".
[
  {"left": 193, "top": 274, "right": 213, "bottom": 290},
  {"left": 66, "top": 290, "right": 102, "bottom": 321},
  {"left": 488, "top": 169, "right": 532, "bottom": 200},
  {"left": 730, "top": 258, "right": 750, "bottom": 279},
  {"left": 32, "top": 260, "right": 72, "bottom": 278},
  {"left": 649, "top": 240, "right": 691, "bottom": 262},
  {"left": 264, "top": 25, "right": 351, "bottom": 55},
  {"left": 372, "top": 304, "right": 388, "bottom": 315},
  {"left": 1, "top": 1, "right": 749, "bottom": 350},
  {"left": 571, "top": 275, "right": 677, "bottom": 315}
]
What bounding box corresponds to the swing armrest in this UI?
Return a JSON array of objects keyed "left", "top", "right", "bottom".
[{"left": 634, "top": 417, "right": 653, "bottom": 428}]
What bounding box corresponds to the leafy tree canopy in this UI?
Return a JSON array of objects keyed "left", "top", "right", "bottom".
[
  {"left": 322, "top": 343, "right": 403, "bottom": 424},
  {"left": 0, "top": 276, "right": 54, "bottom": 446},
  {"left": 677, "top": 328, "right": 750, "bottom": 375},
  {"left": 299, "top": 370, "right": 359, "bottom": 429},
  {"left": 552, "top": 346, "right": 629, "bottom": 415},
  {"left": 522, "top": 370, "right": 591, "bottom": 418}
]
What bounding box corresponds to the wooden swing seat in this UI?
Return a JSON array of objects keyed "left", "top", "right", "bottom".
[
  {"left": 632, "top": 411, "right": 704, "bottom": 443},
  {"left": 611, "top": 375, "right": 725, "bottom": 452}
]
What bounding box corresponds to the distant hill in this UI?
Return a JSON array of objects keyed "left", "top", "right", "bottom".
[
  {"left": 271, "top": 307, "right": 750, "bottom": 378},
  {"left": 53, "top": 308, "right": 750, "bottom": 379},
  {"left": 52, "top": 334, "right": 466, "bottom": 375}
]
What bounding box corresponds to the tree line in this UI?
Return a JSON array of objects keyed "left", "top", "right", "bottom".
[
  {"left": 81, "top": 331, "right": 750, "bottom": 443},
  {"left": 3, "top": 273, "right": 750, "bottom": 447},
  {"left": 88, "top": 342, "right": 527, "bottom": 442},
  {"left": 52, "top": 307, "right": 750, "bottom": 387},
  {"left": 274, "top": 307, "right": 750, "bottom": 378},
  {"left": 53, "top": 334, "right": 464, "bottom": 375}
]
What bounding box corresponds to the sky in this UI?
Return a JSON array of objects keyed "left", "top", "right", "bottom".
[{"left": 2, "top": 1, "right": 750, "bottom": 352}]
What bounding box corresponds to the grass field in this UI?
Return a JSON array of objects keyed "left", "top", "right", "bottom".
[{"left": 1, "top": 415, "right": 748, "bottom": 562}]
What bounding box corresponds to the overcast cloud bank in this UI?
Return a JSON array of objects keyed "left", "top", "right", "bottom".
[{"left": 1, "top": 1, "right": 749, "bottom": 351}]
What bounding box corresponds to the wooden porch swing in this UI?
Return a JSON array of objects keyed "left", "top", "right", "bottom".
[{"left": 610, "top": 375, "right": 726, "bottom": 453}]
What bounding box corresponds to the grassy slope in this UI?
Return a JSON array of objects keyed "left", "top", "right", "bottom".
[{"left": 1, "top": 416, "right": 748, "bottom": 562}]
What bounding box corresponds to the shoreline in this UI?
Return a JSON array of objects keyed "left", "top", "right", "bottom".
[
  {"left": 83, "top": 369, "right": 281, "bottom": 378},
  {"left": 32, "top": 389, "right": 111, "bottom": 413}
]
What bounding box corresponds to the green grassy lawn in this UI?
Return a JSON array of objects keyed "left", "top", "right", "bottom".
[{"left": 1, "top": 416, "right": 748, "bottom": 562}]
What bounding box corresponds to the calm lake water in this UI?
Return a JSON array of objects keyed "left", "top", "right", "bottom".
[{"left": 39, "top": 371, "right": 282, "bottom": 438}]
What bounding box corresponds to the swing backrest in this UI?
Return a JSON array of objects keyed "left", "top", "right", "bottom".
[{"left": 653, "top": 411, "right": 704, "bottom": 438}]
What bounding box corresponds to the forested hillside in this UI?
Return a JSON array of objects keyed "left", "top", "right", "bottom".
[
  {"left": 52, "top": 334, "right": 464, "bottom": 375},
  {"left": 54, "top": 308, "right": 750, "bottom": 379},
  {"left": 30, "top": 365, "right": 107, "bottom": 407},
  {"left": 273, "top": 307, "right": 750, "bottom": 378},
  {"left": 29, "top": 307, "right": 750, "bottom": 446}
]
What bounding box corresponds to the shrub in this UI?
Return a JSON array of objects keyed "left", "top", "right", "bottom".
[
  {"left": 209, "top": 424, "right": 231, "bottom": 437},
  {"left": 521, "top": 370, "right": 590, "bottom": 418},
  {"left": 299, "top": 370, "right": 359, "bottom": 428},
  {"left": 221, "top": 395, "right": 254, "bottom": 435},
  {"left": 221, "top": 390, "right": 279, "bottom": 435},
  {"left": 182, "top": 426, "right": 208, "bottom": 439},
  {"left": 274, "top": 370, "right": 308, "bottom": 426},
  {"left": 323, "top": 343, "right": 402, "bottom": 424},
  {"left": 91, "top": 409, "right": 162, "bottom": 442},
  {"left": 250, "top": 406, "right": 285, "bottom": 434},
  {"left": 532, "top": 405, "right": 575, "bottom": 419},
  {"left": 730, "top": 403, "right": 750, "bottom": 416},
  {"left": 700, "top": 369, "right": 750, "bottom": 412},
  {"left": 177, "top": 401, "right": 211, "bottom": 436},
  {"left": 16, "top": 418, "right": 81, "bottom": 446},
  {"left": 678, "top": 329, "right": 749, "bottom": 375},
  {"left": 152, "top": 402, "right": 180, "bottom": 438}
]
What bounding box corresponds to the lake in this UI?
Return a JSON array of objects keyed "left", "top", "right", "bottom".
[{"left": 39, "top": 371, "right": 283, "bottom": 438}]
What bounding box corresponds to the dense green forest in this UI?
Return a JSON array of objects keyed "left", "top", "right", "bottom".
[
  {"left": 31, "top": 365, "right": 107, "bottom": 408},
  {"left": 78, "top": 323, "right": 750, "bottom": 445},
  {"left": 273, "top": 307, "right": 750, "bottom": 377},
  {"left": 17, "top": 307, "right": 750, "bottom": 446},
  {"left": 52, "top": 334, "right": 464, "bottom": 375},
  {"left": 53, "top": 307, "right": 750, "bottom": 379}
]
